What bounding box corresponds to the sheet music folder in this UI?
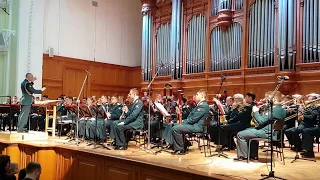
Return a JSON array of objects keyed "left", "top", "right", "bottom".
[{"left": 154, "top": 102, "right": 170, "bottom": 117}]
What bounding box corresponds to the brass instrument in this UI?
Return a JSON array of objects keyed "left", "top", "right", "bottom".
[{"left": 284, "top": 98, "right": 320, "bottom": 122}]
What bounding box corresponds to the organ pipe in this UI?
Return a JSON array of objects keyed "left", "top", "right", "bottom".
[
  {"left": 302, "top": 0, "right": 320, "bottom": 63},
  {"left": 248, "top": 0, "right": 275, "bottom": 68},
  {"left": 141, "top": 11, "right": 153, "bottom": 81},
  {"left": 278, "top": 0, "right": 297, "bottom": 70},
  {"left": 186, "top": 15, "right": 206, "bottom": 74},
  {"left": 210, "top": 23, "right": 242, "bottom": 71},
  {"left": 235, "top": 0, "right": 243, "bottom": 10},
  {"left": 212, "top": 0, "right": 219, "bottom": 16},
  {"left": 156, "top": 23, "right": 171, "bottom": 76}
]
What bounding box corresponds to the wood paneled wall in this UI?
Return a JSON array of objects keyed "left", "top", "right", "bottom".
[
  {"left": 140, "top": 0, "right": 320, "bottom": 100},
  {"left": 42, "top": 54, "right": 141, "bottom": 99},
  {"left": 0, "top": 142, "right": 232, "bottom": 180}
]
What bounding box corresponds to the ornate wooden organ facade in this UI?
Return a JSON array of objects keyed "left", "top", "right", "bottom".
[{"left": 140, "top": 0, "right": 320, "bottom": 99}]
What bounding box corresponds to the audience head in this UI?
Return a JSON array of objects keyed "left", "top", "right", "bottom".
[
  {"left": 25, "top": 161, "right": 41, "bottom": 180},
  {"left": 245, "top": 92, "right": 256, "bottom": 103},
  {"left": 195, "top": 89, "right": 207, "bottom": 103},
  {"left": 0, "top": 155, "right": 11, "bottom": 174}
]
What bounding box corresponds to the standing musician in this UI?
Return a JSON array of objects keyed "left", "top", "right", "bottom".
[
  {"left": 219, "top": 93, "right": 256, "bottom": 150},
  {"left": 234, "top": 91, "right": 286, "bottom": 161},
  {"left": 109, "top": 88, "right": 144, "bottom": 150},
  {"left": 162, "top": 89, "right": 209, "bottom": 154},
  {"left": 17, "top": 73, "right": 46, "bottom": 133},
  {"left": 285, "top": 93, "right": 320, "bottom": 151}
]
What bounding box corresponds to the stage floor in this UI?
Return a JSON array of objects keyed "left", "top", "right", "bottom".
[{"left": 11, "top": 136, "right": 320, "bottom": 180}]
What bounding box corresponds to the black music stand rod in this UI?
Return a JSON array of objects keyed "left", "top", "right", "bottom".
[
  {"left": 261, "top": 77, "right": 285, "bottom": 180},
  {"left": 209, "top": 75, "right": 229, "bottom": 159}
]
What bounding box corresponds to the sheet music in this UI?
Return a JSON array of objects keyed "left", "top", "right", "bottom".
[{"left": 154, "top": 102, "right": 170, "bottom": 117}]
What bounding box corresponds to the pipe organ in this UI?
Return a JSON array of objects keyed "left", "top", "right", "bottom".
[
  {"left": 302, "top": 0, "right": 320, "bottom": 63},
  {"left": 141, "top": 6, "right": 153, "bottom": 82},
  {"left": 248, "top": 0, "right": 275, "bottom": 68},
  {"left": 278, "top": 0, "right": 297, "bottom": 71},
  {"left": 140, "top": 0, "right": 320, "bottom": 99},
  {"left": 156, "top": 23, "right": 171, "bottom": 76},
  {"left": 186, "top": 15, "right": 206, "bottom": 74},
  {"left": 210, "top": 23, "right": 242, "bottom": 71}
]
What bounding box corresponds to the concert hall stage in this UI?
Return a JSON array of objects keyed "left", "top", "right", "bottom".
[{"left": 0, "top": 136, "right": 319, "bottom": 180}]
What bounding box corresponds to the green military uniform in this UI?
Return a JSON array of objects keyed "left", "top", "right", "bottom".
[
  {"left": 17, "top": 79, "right": 42, "bottom": 132},
  {"left": 236, "top": 104, "right": 286, "bottom": 158},
  {"left": 163, "top": 100, "right": 209, "bottom": 152},
  {"left": 110, "top": 98, "right": 144, "bottom": 148},
  {"left": 87, "top": 103, "right": 122, "bottom": 140}
]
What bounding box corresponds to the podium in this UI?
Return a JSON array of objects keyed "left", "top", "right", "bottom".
[{"left": 35, "top": 100, "right": 62, "bottom": 137}]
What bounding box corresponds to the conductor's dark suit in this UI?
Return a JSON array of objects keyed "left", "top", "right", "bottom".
[
  {"left": 110, "top": 98, "right": 144, "bottom": 147},
  {"left": 163, "top": 100, "right": 209, "bottom": 152}
]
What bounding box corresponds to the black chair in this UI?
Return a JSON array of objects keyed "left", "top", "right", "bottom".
[{"left": 247, "top": 120, "right": 285, "bottom": 164}]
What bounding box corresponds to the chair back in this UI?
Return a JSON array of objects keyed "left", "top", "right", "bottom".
[
  {"left": 204, "top": 116, "right": 211, "bottom": 126},
  {"left": 273, "top": 120, "right": 285, "bottom": 131}
]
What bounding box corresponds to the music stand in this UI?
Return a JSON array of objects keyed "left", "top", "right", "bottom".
[
  {"left": 152, "top": 102, "right": 173, "bottom": 154},
  {"left": 88, "top": 105, "right": 111, "bottom": 150},
  {"left": 63, "top": 105, "right": 79, "bottom": 140},
  {"left": 64, "top": 104, "right": 86, "bottom": 144},
  {"left": 208, "top": 76, "right": 229, "bottom": 159},
  {"left": 31, "top": 105, "right": 46, "bottom": 131}
]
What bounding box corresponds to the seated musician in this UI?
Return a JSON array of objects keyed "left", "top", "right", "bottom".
[
  {"left": 162, "top": 89, "right": 209, "bottom": 154},
  {"left": 234, "top": 91, "right": 286, "bottom": 161},
  {"left": 144, "top": 99, "right": 164, "bottom": 142},
  {"left": 284, "top": 93, "right": 319, "bottom": 151},
  {"left": 282, "top": 95, "right": 296, "bottom": 130},
  {"left": 109, "top": 88, "right": 144, "bottom": 150},
  {"left": 29, "top": 104, "right": 46, "bottom": 131},
  {"left": 219, "top": 93, "right": 256, "bottom": 150},
  {"left": 78, "top": 96, "right": 96, "bottom": 138},
  {"left": 209, "top": 96, "right": 236, "bottom": 146},
  {"left": 87, "top": 95, "right": 122, "bottom": 141},
  {"left": 301, "top": 109, "right": 320, "bottom": 158}
]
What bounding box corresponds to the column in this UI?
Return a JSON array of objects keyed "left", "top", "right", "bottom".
[
  {"left": 15, "top": 0, "right": 45, "bottom": 98},
  {"left": 141, "top": 1, "right": 154, "bottom": 82}
]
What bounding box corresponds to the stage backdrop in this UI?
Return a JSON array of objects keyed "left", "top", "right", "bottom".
[{"left": 42, "top": 54, "right": 141, "bottom": 99}]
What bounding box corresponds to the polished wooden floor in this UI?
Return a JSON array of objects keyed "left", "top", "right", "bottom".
[{"left": 14, "top": 136, "right": 320, "bottom": 180}]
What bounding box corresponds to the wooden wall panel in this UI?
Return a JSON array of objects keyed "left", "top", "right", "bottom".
[{"left": 42, "top": 54, "right": 141, "bottom": 99}]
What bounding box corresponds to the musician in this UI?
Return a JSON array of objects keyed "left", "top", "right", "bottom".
[
  {"left": 209, "top": 95, "right": 238, "bottom": 148},
  {"left": 17, "top": 73, "right": 46, "bottom": 133},
  {"left": 12, "top": 96, "right": 19, "bottom": 104},
  {"left": 181, "top": 98, "right": 191, "bottom": 119},
  {"left": 146, "top": 99, "right": 164, "bottom": 142},
  {"left": 234, "top": 91, "right": 286, "bottom": 161},
  {"left": 78, "top": 96, "right": 96, "bottom": 138},
  {"left": 87, "top": 95, "right": 122, "bottom": 140},
  {"left": 162, "top": 89, "right": 209, "bottom": 154},
  {"left": 219, "top": 93, "right": 255, "bottom": 150},
  {"left": 41, "top": 95, "right": 49, "bottom": 101},
  {"left": 109, "top": 88, "right": 144, "bottom": 150},
  {"left": 285, "top": 94, "right": 319, "bottom": 151},
  {"left": 301, "top": 120, "right": 320, "bottom": 158}
]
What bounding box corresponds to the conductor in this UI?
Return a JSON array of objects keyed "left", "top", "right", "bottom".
[{"left": 17, "top": 73, "right": 46, "bottom": 133}]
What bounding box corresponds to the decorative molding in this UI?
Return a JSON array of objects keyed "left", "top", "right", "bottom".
[
  {"left": 183, "top": 75, "right": 205, "bottom": 79},
  {"left": 300, "top": 66, "right": 320, "bottom": 71},
  {"left": 208, "top": 72, "right": 241, "bottom": 78},
  {"left": 216, "top": 9, "right": 234, "bottom": 31},
  {"left": 245, "top": 69, "right": 275, "bottom": 75},
  {"left": 141, "top": 3, "right": 152, "bottom": 15}
]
